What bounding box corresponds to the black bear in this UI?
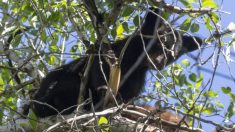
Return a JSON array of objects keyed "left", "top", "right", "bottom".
[{"left": 30, "top": 8, "right": 202, "bottom": 117}]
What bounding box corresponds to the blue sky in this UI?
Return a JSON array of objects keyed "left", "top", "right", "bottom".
[
  {"left": 202, "top": 1, "right": 235, "bottom": 131},
  {"left": 182, "top": 1, "right": 235, "bottom": 131},
  {"left": 142, "top": 1, "right": 235, "bottom": 131}
]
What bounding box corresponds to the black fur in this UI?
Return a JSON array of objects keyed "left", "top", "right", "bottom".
[{"left": 31, "top": 8, "right": 202, "bottom": 117}]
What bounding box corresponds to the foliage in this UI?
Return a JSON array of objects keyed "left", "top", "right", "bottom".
[{"left": 0, "top": 0, "right": 234, "bottom": 131}]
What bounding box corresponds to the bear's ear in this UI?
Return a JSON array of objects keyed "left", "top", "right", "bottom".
[
  {"left": 141, "top": 8, "right": 162, "bottom": 35},
  {"left": 182, "top": 35, "right": 202, "bottom": 52},
  {"left": 146, "top": 7, "right": 161, "bottom": 20}
]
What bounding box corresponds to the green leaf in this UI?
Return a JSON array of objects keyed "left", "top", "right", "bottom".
[
  {"left": 190, "top": 23, "right": 199, "bottom": 33},
  {"left": 0, "top": 77, "right": 3, "bottom": 92},
  {"left": 49, "top": 45, "right": 59, "bottom": 52},
  {"left": 186, "top": 87, "right": 193, "bottom": 95},
  {"left": 180, "top": 18, "right": 192, "bottom": 31},
  {"left": 11, "top": 34, "right": 22, "bottom": 48},
  {"left": 21, "top": 16, "right": 28, "bottom": 22},
  {"left": 98, "top": 116, "right": 109, "bottom": 132},
  {"left": 185, "top": 78, "right": 193, "bottom": 88},
  {"left": 12, "top": 6, "right": 21, "bottom": 13},
  {"left": 40, "top": 31, "right": 47, "bottom": 43},
  {"left": 203, "top": 107, "right": 214, "bottom": 115},
  {"left": 111, "top": 27, "right": 117, "bottom": 39},
  {"left": 116, "top": 24, "right": 124, "bottom": 39},
  {"left": 122, "top": 7, "right": 134, "bottom": 17},
  {"left": 215, "top": 100, "right": 224, "bottom": 108},
  {"left": 221, "top": 87, "right": 231, "bottom": 94},
  {"left": 202, "top": 0, "right": 218, "bottom": 8},
  {"left": 211, "top": 12, "right": 219, "bottom": 23},
  {"left": 203, "top": 103, "right": 217, "bottom": 115},
  {"left": 189, "top": 73, "right": 196, "bottom": 82},
  {"left": 174, "top": 76, "right": 180, "bottom": 85},
  {"left": 204, "top": 17, "right": 213, "bottom": 30},
  {"left": 98, "top": 116, "right": 108, "bottom": 125},
  {"left": 90, "top": 32, "right": 96, "bottom": 43},
  {"left": 133, "top": 15, "right": 141, "bottom": 27},
  {"left": 155, "top": 81, "right": 161, "bottom": 88},
  {"left": 178, "top": 74, "right": 186, "bottom": 86},
  {"left": 196, "top": 73, "right": 203, "bottom": 88},
  {"left": 179, "top": 0, "right": 193, "bottom": 8},
  {"left": 122, "top": 22, "right": 129, "bottom": 33},
  {"left": 48, "top": 12, "right": 61, "bottom": 22},
  {"left": 0, "top": 1, "right": 8, "bottom": 10},
  {"left": 0, "top": 110, "right": 3, "bottom": 124},
  {"left": 48, "top": 55, "right": 57, "bottom": 65},
  {"left": 188, "top": 0, "right": 196, "bottom": 3},
  {"left": 28, "top": 109, "right": 37, "bottom": 129},
  {"left": 181, "top": 59, "right": 190, "bottom": 67},
  {"left": 229, "top": 93, "right": 235, "bottom": 100},
  {"left": 70, "top": 45, "right": 78, "bottom": 53},
  {"left": 225, "top": 102, "right": 234, "bottom": 119},
  {"left": 51, "top": 32, "right": 59, "bottom": 45},
  {"left": 162, "top": 12, "right": 171, "bottom": 20},
  {"left": 196, "top": 79, "right": 202, "bottom": 88},
  {"left": 207, "top": 90, "right": 218, "bottom": 98}
]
